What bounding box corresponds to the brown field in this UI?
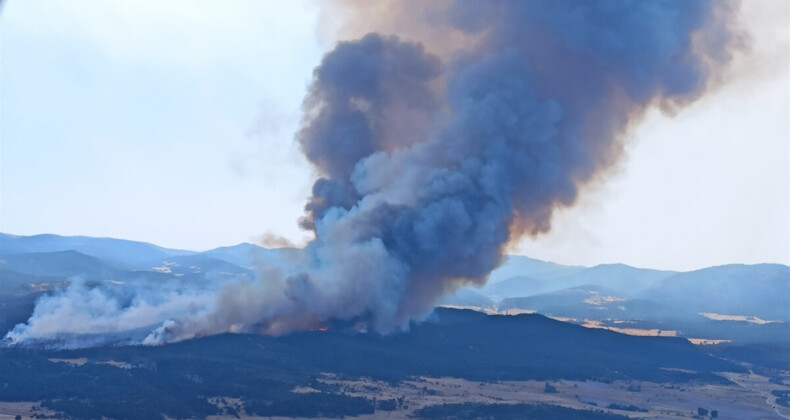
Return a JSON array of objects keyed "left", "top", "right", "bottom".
[
  {"left": 4, "top": 371, "right": 787, "bottom": 420},
  {"left": 0, "top": 402, "right": 57, "bottom": 420},
  {"left": 47, "top": 358, "right": 87, "bottom": 366},
  {"left": 194, "top": 370, "right": 790, "bottom": 420}
]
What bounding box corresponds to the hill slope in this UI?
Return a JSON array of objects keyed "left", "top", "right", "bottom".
[{"left": 0, "top": 308, "right": 740, "bottom": 419}]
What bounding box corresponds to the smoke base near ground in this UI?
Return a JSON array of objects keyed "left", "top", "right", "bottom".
[{"left": 5, "top": 0, "right": 743, "bottom": 348}]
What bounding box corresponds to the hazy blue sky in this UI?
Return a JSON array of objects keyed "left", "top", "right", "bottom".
[{"left": 1, "top": 1, "right": 787, "bottom": 271}]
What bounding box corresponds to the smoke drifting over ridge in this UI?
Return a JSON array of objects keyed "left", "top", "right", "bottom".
[{"left": 6, "top": 0, "right": 741, "bottom": 347}]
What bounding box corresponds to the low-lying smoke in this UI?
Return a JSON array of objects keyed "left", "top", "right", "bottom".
[{"left": 5, "top": 0, "right": 742, "bottom": 348}]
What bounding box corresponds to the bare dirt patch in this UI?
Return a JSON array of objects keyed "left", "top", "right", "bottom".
[
  {"left": 206, "top": 373, "right": 789, "bottom": 420},
  {"left": 47, "top": 357, "right": 87, "bottom": 366},
  {"left": 0, "top": 402, "right": 57, "bottom": 420}
]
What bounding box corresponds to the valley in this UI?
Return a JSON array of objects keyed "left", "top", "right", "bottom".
[{"left": 1, "top": 234, "right": 789, "bottom": 419}]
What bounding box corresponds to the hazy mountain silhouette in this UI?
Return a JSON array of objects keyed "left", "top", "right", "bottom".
[
  {"left": 0, "top": 233, "right": 193, "bottom": 268},
  {"left": 1, "top": 233, "right": 788, "bottom": 345}
]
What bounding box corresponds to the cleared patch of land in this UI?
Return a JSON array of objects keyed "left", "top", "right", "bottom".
[
  {"left": 688, "top": 338, "right": 732, "bottom": 345},
  {"left": 582, "top": 320, "right": 678, "bottom": 337},
  {"left": 0, "top": 402, "right": 57, "bottom": 420},
  {"left": 202, "top": 371, "right": 790, "bottom": 420},
  {"left": 700, "top": 313, "right": 783, "bottom": 325},
  {"left": 722, "top": 372, "right": 790, "bottom": 419},
  {"left": 47, "top": 357, "right": 87, "bottom": 366}
]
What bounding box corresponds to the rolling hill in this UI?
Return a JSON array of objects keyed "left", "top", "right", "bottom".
[
  {"left": 0, "top": 308, "right": 741, "bottom": 419},
  {"left": 1, "top": 233, "right": 788, "bottom": 346}
]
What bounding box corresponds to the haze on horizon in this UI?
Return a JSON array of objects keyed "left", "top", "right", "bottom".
[{"left": 1, "top": 0, "right": 788, "bottom": 272}]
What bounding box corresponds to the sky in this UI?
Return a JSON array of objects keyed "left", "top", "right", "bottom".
[{"left": 1, "top": 0, "right": 788, "bottom": 271}]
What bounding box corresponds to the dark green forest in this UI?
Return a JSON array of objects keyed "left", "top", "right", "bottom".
[
  {"left": 413, "top": 403, "right": 632, "bottom": 420},
  {"left": 0, "top": 309, "right": 743, "bottom": 419}
]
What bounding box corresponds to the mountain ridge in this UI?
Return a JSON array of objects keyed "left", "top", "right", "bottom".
[{"left": 1, "top": 232, "right": 788, "bottom": 346}]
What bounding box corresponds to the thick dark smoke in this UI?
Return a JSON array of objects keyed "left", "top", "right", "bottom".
[
  {"left": 5, "top": 0, "right": 741, "bottom": 347},
  {"left": 293, "top": 0, "right": 740, "bottom": 330},
  {"left": 298, "top": 34, "right": 443, "bottom": 230}
]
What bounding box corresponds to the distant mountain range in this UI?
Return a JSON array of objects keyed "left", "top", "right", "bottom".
[
  {"left": 0, "top": 233, "right": 192, "bottom": 267},
  {"left": 1, "top": 233, "right": 788, "bottom": 344},
  {"left": 1, "top": 234, "right": 788, "bottom": 420},
  {"left": 444, "top": 254, "right": 790, "bottom": 344}
]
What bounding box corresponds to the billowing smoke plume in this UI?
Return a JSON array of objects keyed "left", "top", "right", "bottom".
[{"left": 5, "top": 0, "right": 741, "bottom": 348}]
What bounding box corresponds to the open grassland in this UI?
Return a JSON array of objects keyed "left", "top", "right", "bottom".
[{"left": 2, "top": 371, "right": 787, "bottom": 420}]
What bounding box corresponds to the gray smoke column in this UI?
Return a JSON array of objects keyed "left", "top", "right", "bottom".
[
  {"left": 288, "top": 0, "right": 741, "bottom": 331},
  {"left": 4, "top": 0, "right": 742, "bottom": 347}
]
